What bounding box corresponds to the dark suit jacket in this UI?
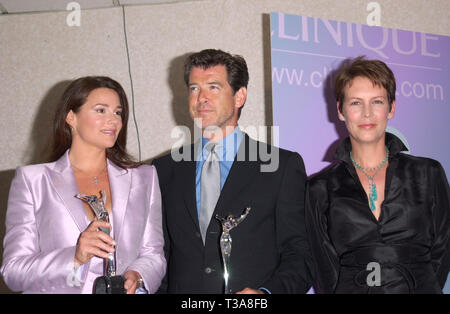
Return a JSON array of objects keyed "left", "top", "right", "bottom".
[{"left": 153, "top": 134, "right": 314, "bottom": 293}]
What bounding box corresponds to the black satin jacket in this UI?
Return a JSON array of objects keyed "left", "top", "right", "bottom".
[{"left": 306, "top": 133, "right": 450, "bottom": 293}]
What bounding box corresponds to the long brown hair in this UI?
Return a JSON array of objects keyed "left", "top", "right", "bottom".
[{"left": 49, "top": 76, "right": 140, "bottom": 169}]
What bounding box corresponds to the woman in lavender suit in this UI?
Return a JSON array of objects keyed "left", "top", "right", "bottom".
[{"left": 1, "top": 76, "right": 166, "bottom": 293}]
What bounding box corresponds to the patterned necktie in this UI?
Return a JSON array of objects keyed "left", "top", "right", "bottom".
[{"left": 199, "top": 143, "right": 221, "bottom": 244}]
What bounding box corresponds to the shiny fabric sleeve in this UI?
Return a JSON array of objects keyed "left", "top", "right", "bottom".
[
  {"left": 0, "top": 167, "right": 78, "bottom": 292},
  {"left": 430, "top": 162, "right": 450, "bottom": 288},
  {"left": 125, "top": 166, "right": 166, "bottom": 294},
  {"left": 305, "top": 179, "right": 340, "bottom": 294}
]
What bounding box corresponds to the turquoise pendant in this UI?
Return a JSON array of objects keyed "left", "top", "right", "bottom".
[
  {"left": 349, "top": 148, "right": 389, "bottom": 213},
  {"left": 369, "top": 182, "right": 377, "bottom": 211},
  {"left": 371, "top": 183, "right": 377, "bottom": 201},
  {"left": 369, "top": 195, "right": 376, "bottom": 211}
]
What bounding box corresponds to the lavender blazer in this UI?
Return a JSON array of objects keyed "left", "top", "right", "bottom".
[{"left": 1, "top": 150, "right": 166, "bottom": 293}]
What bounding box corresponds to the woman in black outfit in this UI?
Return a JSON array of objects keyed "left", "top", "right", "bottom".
[{"left": 306, "top": 56, "right": 449, "bottom": 293}]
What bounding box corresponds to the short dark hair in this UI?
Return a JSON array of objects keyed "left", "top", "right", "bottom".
[
  {"left": 50, "top": 76, "right": 140, "bottom": 168},
  {"left": 335, "top": 56, "right": 396, "bottom": 113},
  {"left": 184, "top": 49, "right": 249, "bottom": 94}
]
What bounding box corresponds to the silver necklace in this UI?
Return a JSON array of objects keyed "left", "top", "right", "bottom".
[{"left": 71, "top": 164, "right": 107, "bottom": 185}]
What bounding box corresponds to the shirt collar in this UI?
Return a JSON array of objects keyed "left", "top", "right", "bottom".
[
  {"left": 334, "top": 132, "right": 408, "bottom": 164},
  {"left": 198, "top": 126, "right": 244, "bottom": 162}
]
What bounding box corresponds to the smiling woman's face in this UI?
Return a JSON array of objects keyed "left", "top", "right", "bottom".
[
  {"left": 338, "top": 76, "right": 395, "bottom": 146},
  {"left": 66, "top": 87, "right": 123, "bottom": 151}
]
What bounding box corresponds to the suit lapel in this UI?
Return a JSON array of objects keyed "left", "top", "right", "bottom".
[
  {"left": 214, "top": 135, "right": 261, "bottom": 217},
  {"left": 50, "top": 150, "right": 132, "bottom": 239},
  {"left": 108, "top": 160, "right": 131, "bottom": 243},
  {"left": 50, "top": 150, "right": 89, "bottom": 232},
  {"left": 181, "top": 144, "right": 200, "bottom": 230}
]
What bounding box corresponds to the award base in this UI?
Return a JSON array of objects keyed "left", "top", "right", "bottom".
[{"left": 93, "top": 275, "right": 127, "bottom": 294}]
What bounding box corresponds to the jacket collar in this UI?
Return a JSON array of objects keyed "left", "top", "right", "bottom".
[
  {"left": 53, "top": 149, "right": 128, "bottom": 175},
  {"left": 51, "top": 150, "right": 88, "bottom": 232},
  {"left": 334, "top": 132, "right": 408, "bottom": 164},
  {"left": 51, "top": 149, "right": 130, "bottom": 241}
]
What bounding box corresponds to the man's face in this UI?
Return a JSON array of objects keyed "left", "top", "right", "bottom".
[{"left": 188, "top": 65, "right": 245, "bottom": 140}]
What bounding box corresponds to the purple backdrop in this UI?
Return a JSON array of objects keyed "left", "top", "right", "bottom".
[{"left": 270, "top": 12, "right": 450, "bottom": 293}]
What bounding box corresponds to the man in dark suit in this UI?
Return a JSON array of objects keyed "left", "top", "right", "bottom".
[{"left": 153, "top": 49, "right": 314, "bottom": 294}]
